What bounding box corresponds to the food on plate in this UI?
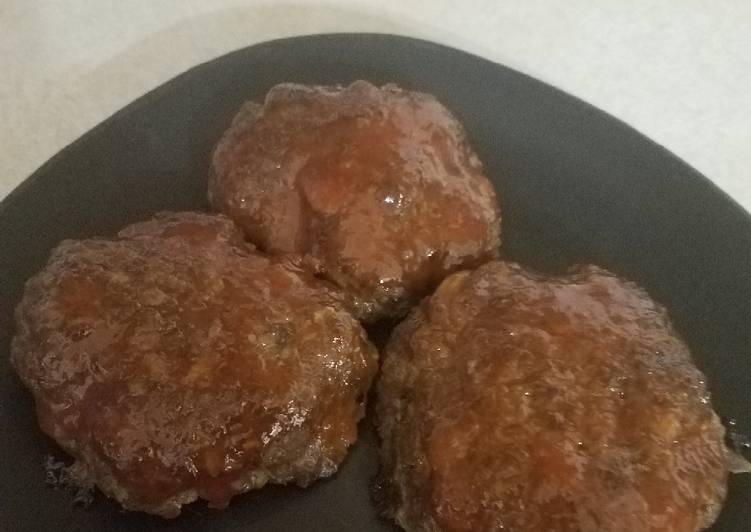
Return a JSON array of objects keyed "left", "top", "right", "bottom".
[
  {"left": 209, "top": 81, "right": 501, "bottom": 321},
  {"left": 377, "top": 261, "right": 731, "bottom": 531},
  {"left": 11, "top": 212, "right": 378, "bottom": 517}
]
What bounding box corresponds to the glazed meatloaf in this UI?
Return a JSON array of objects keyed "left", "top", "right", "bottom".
[
  {"left": 378, "top": 261, "right": 730, "bottom": 531},
  {"left": 209, "top": 81, "right": 501, "bottom": 321},
  {"left": 12, "top": 212, "right": 378, "bottom": 517}
]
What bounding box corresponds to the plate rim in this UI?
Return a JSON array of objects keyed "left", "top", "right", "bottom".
[{"left": 1, "top": 32, "right": 749, "bottom": 224}]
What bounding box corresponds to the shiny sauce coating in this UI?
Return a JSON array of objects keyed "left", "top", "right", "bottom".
[
  {"left": 12, "top": 212, "right": 378, "bottom": 517},
  {"left": 209, "top": 81, "right": 501, "bottom": 320},
  {"left": 378, "top": 261, "right": 729, "bottom": 531}
]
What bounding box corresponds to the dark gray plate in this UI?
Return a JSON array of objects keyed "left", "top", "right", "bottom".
[{"left": 0, "top": 34, "right": 749, "bottom": 531}]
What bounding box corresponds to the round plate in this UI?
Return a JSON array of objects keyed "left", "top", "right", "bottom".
[{"left": 0, "top": 34, "right": 749, "bottom": 531}]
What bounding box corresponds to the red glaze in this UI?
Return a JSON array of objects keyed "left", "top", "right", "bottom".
[
  {"left": 378, "top": 261, "right": 729, "bottom": 531},
  {"left": 209, "top": 81, "right": 501, "bottom": 321},
  {"left": 12, "top": 212, "right": 378, "bottom": 517}
]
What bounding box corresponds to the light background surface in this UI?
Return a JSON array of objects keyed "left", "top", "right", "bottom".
[{"left": 1, "top": 1, "right": 749, "bottom": 210}]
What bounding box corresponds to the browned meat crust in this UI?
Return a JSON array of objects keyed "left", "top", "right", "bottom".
[
  {"left": 377, "top": 261, "right": 729, "bottom": 531},
  {"left": 12, "top": 212, "right": 378, "bottom": 517},
  {"left": 209, "top": 81, "right": 501, "bottom": 321}
]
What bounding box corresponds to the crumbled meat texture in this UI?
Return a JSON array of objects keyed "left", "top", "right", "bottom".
[
  {"left": 12, "top": 212, "right": 378, "bottom": 517},
  {"left": 209, "top": 81, "right": 501, "bottom": 321},
  {"left": 377, "top": 261, "right": 729, "bottom": 531}
]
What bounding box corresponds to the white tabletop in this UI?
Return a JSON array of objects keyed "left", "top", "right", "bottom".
[{"left": 2, "top": 1, "right": 749, "bottom": 211}]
